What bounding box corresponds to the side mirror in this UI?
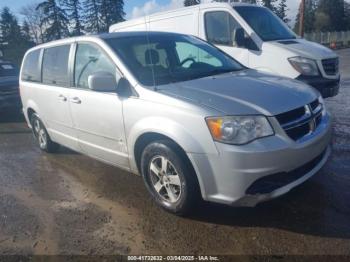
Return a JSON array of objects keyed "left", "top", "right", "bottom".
[
  {"left": 235, "top": 28, "right": 246, "bottom": 48},
  {"left": 116, "top": 77, "right": 134, "bottom": 97},
  {"left": 88, "top": 72, "right": 117, "bottom": 92}
]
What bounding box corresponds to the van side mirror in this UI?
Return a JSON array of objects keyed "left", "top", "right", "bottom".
[
  {"left": 234, "top": 28, "right": 260, "bottom": 51},
  {"left": 235, "top": 28, "right": 246, "bottom": 48},
  {"left": 88, "top": 72, "right": 117, "bottom": 92},
  {"left": 116, "top": 77, "right": 134, "bottom": 97}
]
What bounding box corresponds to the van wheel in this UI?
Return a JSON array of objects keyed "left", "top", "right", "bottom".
[
  {"left": 31, "top": 114, "right": 60, "bottom": 153},
  {"left": 141, "top": 140, "right": 200, "bottom": 215}
]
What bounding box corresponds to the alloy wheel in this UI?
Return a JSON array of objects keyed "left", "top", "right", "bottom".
[{"left": 149, "top": 155, "right": 182, "bottom": 203}]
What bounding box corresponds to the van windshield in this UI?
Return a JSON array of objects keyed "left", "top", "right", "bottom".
[
  {"left": 105, "top": 33, "right": 244, "bottom": 87},
  {"left": 234, "top": 6, "right": 296, "bottom": 42}
]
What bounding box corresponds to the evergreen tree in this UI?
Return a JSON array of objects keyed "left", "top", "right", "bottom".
[
  {"left": 316, "top": 0, "right": 346, "bottom": 31},
  {"left": 0, "top": 7, "right": 34, "bottom": 65},
  {"left": 0, "top": 7, "right": 22, "bottom": 44},
  {"left": 100, "top": 0, "right": 125, "bottom": 32},
  {"left": 83, "top": 0, "right": 102, "bottom": 33},
  {"left": 345, "top": 1, "right": 350, "bottom": 29},
  {"left": 60, "top": 0, "right": 83, "bottom": 36},
  {"left": 276, "top": 0, "right": 290, "bottom": 24},
  {"left": 261, "top": 0, "right": 277, "bottom": 12},
  {"left": 36, "top": 0, "right": 69, "bottom": 41},
  {"left": 184, "top": 0, "right": 199, "bottom": 7},
  {"left": 294, "top": 0, "right": 317, "bottom": 33}
]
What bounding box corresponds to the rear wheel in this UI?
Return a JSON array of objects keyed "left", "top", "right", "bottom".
[
  {"left": 31, "top": 114, "right": 60, "bottom": 153},
  {"left": 141, "top": 140, "right": 200, "bottom": 215}
]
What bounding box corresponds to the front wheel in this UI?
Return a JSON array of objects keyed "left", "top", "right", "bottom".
[
  {"left": 31, "top": 114, "right": 60, "bottom": 153},
  {"left": 141, "top": 140, "right": 200, "bottom": 215}
]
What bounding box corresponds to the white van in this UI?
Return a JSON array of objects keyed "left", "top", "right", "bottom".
[{"left": 110, "top": 2, "right": 340, "bottom": 98}]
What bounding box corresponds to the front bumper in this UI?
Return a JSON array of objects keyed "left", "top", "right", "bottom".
[
  {"left": 297, "top": 75, "right": 340, "bottom": 98},
  {"left": 188, "top": 112, "right": 332, "bottom": 207}
]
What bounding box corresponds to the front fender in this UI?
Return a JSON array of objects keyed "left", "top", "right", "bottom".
[{"left": 126, "top": 116, "right": 218, "bottom": 172}]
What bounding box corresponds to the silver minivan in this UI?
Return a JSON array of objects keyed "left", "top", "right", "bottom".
[{"left": 20, "top": 32, "right": 332, "bottom": 214}]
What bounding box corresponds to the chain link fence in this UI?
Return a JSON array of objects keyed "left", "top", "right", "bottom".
[{"left": 304, "top": 31, "right": 350, "bottom": 49}]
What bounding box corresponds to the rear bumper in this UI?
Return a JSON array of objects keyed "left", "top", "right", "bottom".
[
  {"left": 297, "top": 75, "right": 340, "bottom": 98},
  {"left": 0, "top": 93, "right": 22, "bottom": 110}
]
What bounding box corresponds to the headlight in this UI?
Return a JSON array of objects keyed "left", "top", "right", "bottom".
[
  {"left": 288, "top": 57, "right": 319, "bottom": 76},
  {"left": 206, "top": 116, "right": 274, "bottom": 145}
]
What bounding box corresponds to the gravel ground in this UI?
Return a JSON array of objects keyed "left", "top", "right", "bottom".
[{"left": 0, "top": 50, "right": 349, "bottom": 256}]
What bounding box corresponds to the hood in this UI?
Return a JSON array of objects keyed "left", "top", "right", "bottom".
[
  {"left": 157, "top": 70, "right": 318, "bottom": 116},
  {"left": 268, "top": 38, "right": 337, "bottom": 60}
]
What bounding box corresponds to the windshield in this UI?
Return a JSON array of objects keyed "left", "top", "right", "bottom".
[
  {"left": 234, "top": 6, "right": 296, "bottom": 42},
  {"left": 0, "top": 63, "right": 19, "bottom": 77},
  {"left": 105, "top": 33, "right": 244, "bottom": 87}
]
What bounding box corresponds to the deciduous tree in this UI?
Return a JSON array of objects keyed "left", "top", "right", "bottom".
[{"left": 21, "top": 3, "right": 46, "bottom": 44}]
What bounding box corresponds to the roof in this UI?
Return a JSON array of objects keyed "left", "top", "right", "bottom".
[
  {"left": 97, "top": 31, "right": 185, "bottom": 40},
  {"left": 109, "top": 1, "right": 262, "bottom": 32},
  {"left": 24, "top": 31, "right": 188, "bottom": 55}
]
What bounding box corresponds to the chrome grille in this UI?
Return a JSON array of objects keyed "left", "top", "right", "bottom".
[
  {"left": 322, "top": 58, "right": 339, "bottom": 76},
  {"left": 276, "top": 99, "right": 323, "bottom": 141}
]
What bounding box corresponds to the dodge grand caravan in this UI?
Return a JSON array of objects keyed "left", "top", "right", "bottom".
[
  {"left": 20, "top": 32, "right": 332, "bottom": 214},
  {"left": 110, "top": 2, "right": 340, "bottom": 98}
]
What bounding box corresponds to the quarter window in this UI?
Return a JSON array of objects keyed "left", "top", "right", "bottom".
[
  {"left": 205, "top": 11, "right": 243, "bottom": 47},
  {"left": 21, "top": 50, "right": 41, "bottom": 82},
  {"left": 42, "top": 45, "right": 71, "bottom": 87},
  {"left": 74, "top": 43, "right": 117, "bottom": 89}
]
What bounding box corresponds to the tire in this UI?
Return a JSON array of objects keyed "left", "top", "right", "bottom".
[
  {"left": 141, "top": 139, "right": 200, "bottom": 215},
  {"left": 31, "top": 113, "right": 60, "bottom": 153}
]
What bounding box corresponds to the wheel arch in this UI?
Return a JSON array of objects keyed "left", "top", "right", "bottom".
[
  {"left": 25, "top": 100, "right": 41, "bottom": 128},
  {"left": 134, "top": 132, "right": 187, "bottom": 174},
  {"left": 132, "top": 131, "right": 206, "bottom": 197}
]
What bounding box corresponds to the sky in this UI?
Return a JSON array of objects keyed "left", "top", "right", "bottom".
[{"left": 0, "top": 0, "right": 300, "bottom": 24}]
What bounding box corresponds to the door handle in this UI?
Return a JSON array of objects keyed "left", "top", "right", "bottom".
[
  {"left": 58, "top": 94, "right": 67, "bottom": 102},
  {"left": 71, "top": 97, "right": 81, "bottom": 104}
]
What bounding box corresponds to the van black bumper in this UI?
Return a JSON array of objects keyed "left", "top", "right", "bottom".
[{"left": 297, "top": 75, "right": 340, "bottom": 98}]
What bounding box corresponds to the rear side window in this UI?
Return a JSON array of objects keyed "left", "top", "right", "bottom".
[
  {"left": 42, "top": 45, "right": 71, "bottom": 87},
  {"left": 21, "top": 50, "right": 41, "bottom": 82}
]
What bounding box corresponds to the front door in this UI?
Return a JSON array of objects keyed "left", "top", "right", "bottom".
[
  {"left": 200, "top": 10, "right": 250, "bottom": 66},
  {"left": 69, "top": 42, "right": 129, "bottom": 168}
]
